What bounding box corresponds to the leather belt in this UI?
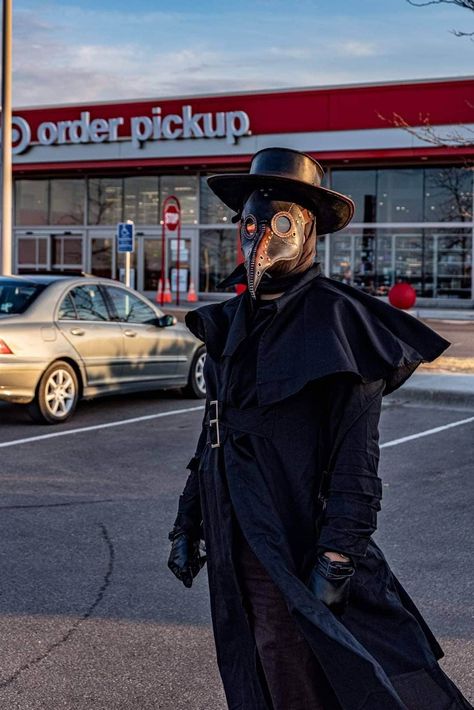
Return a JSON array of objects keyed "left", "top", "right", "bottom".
[{"left": 205, "top": 400, "right": 275, "bottom": 448}]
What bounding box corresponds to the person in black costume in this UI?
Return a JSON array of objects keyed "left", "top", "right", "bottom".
[{"left": 168, "top": 148, "right": 472, "bottom": 710}]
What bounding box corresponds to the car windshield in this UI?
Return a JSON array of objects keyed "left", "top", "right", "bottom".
[{"left": 0, "top": 281, "right": 46, "bottom": 315}]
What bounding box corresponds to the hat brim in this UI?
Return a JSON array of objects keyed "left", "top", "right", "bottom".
[{"left": 207, "top": 174, "right": 354, "bottom": 235}]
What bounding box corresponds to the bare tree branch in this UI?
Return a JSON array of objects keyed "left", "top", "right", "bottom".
[
  {"left": 376, "top": 110, "right": 474, "bottom": 147},
  {"left": 406, "top": 0, "right": 474, "bottom": 36},
  {"left": 406, "top": 1, "right": 474, "bottom": 8}
]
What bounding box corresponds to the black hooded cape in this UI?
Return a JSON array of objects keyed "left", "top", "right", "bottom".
[{"left": 176, "top": 263, "right": 471, "bottom": 709}]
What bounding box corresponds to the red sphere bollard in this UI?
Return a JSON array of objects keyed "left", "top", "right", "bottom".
[{"left": 388, "top": 282, "right": 416, "bottom": 310}]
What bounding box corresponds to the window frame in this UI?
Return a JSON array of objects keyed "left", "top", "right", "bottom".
[{"left": 57, "top": 283, "right": 114, "bottom": 323}]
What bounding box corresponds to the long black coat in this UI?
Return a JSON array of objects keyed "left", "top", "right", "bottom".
[{"left": 176, "top": 263, "right": 471, "bottom": 710}]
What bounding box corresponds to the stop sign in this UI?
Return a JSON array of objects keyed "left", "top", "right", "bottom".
[{"left": 164, "top": 203, "right": 180, "bottom": 231}]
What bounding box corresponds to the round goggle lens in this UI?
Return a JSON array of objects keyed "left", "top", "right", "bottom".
[
  {"left": 244, "top": 217, "right": 257, "bottom": 238},
  {"left": 274, "top": 214, "right": 292, "bottom": 235}
]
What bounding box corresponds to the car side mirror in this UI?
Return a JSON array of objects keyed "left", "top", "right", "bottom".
[{"left": 156, "top": 314, "right": 177, "bottom": 327}]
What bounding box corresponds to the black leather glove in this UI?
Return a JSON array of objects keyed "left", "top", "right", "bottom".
[
  {"left": 307, "top": 554, "right": 354, "bottom": 616},
  {"left": 167, "top": 526, "right": 207, "bottom": 588}
]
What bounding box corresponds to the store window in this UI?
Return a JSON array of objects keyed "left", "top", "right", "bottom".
[
  {"left": 52, "top": 235, "right": 83, "bottom": 271},
  {"left": 91, "top": 238, "right": 114, "bottom": 279},
  {"left": 375, "top": 169, "right": 424, "bottom": 222},
  {"left": 15, "top": 180, "right": 49, "bottom": 225},
  {"left": 315, "top": 234, "right": 326, "bottom": 274},
  {"left": 431, "top": 228, "right": 472, "bottom": 298},
  {"left": 161, "top": 175, "right": 198, "bottom": 224},
  {"left": 88, "top": 178, "right": 123, "bottom": 224},
  {"left": 144, "top": 239, "right": 163, "bottom": 291},
  {"left": 199, "top": 228, "right": 237, "bottom": 293},
  {"left": 424, "top": 167, "right": 473, "bottom": 222},
  {"left": 124, "top": 176, "right": 160, "bottom": 224},
  {"left": 393, "top": 230, "right": 427, "bottom": 294},
  {"left": 50, "top": 179, "right": 85, "bottom": 225},
  {"left": 16, "top": 236, "right": 48, "bottom": 273},
  {"left": 200, "top": 176, "right": 235, "bottom": 224},
  {"left": 330, "top": 170, "right": 377, "bottom": 223}
]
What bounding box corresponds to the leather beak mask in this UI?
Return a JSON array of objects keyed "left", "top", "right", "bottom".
[{"left": 239, "top": 190, "right": 316, "bottom": 299}]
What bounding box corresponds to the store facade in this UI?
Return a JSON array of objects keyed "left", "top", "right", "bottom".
[{"left": 11, "top": 76, "right": 474, "bottom": 304}]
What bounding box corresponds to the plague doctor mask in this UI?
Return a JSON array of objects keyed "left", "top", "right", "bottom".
[{"left": 239, "top": 189, "right": 317, "bottom": 298}]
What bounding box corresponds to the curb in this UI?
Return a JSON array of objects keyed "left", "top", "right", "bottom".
[{"left": 391, "top": 387, "right": 474, "bottom": 407}]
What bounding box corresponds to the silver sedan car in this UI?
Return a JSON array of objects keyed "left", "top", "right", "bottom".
[{"left": 0, "top": 274, "right": 206, "bottom": 424}]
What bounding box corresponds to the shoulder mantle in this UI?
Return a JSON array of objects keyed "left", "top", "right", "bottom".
[{"left": 185, "top": 276, "right": 450, "bottom": 405}]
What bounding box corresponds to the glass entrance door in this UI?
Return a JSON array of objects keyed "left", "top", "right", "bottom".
[
  {"left": 51, "top": 233, "right": 84, "bottom": 273},
  {"left": 168, "top": 234, "right": 192, "bottom": 301},
  {"left": 15, "top": 232, "right": 84, "bottom": 274},
  {"left": 16, "top": 233, "right": 50, "bottom": 273},
  {"left": 142, "top": 229, "right": 198, "bottom": 299}
]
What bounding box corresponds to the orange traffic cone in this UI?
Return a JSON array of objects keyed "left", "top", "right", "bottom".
[
  {"left": 186, "top": 279, "right": 198, "bottom": 303},
  {"left": 155, "top": 278, "right": 163, "bottom": 303},
  {"left": 162, "top": 277, "right": 173, "bottom": 304}
]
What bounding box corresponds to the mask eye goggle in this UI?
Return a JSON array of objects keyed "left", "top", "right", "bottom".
[{"left": 241, "top": 212, "right": 296, "bottom": 240}]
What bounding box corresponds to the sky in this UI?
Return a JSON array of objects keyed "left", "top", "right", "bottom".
[{"left": 12, "top": 0, "right": 474, "bottom": 107}]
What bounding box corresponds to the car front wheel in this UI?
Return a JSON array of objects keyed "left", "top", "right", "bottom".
[
  {"left": 27, "top": 360, "right": 80, "bottom": 424},
  {"left": 183, "top": 347, "right": 206, "bottom": 398}
]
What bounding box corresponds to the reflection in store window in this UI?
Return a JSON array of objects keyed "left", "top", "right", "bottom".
[
  {"left": 200, "top": 176, "right": 235, "bottom": 224},
  {"left": 377, "top": 170, "right": 424, "bottom": 222},
  {"left": 161, "top": 175, "right": 198, "bottom": 224},
  {"left": 18, "top": 238, "right": 36, "bottom": 264},
  {"left": 432, "top": 229, "right": 472, "bottom": 298},
  {"left": 331, "top": 229, "right": 428, "bottom": 296},
  {"left": 91, "top": 238, "right": 113, "bottom": 279},
  {"left": 199, "top": 229, "right": 237, "bottom": 293},
  {"left": 424, "top": 167, "right": 473, "bottom": 222},
  {"left": 144, "top": 240, "right": 163, "bottom": 291},
  {"left": 15, "top": 180, "right": 49, "bottom": 225},
  {"left": 315, "top": 234, "right": 326, "bottom": 274},
  {"left": 330, "top": 171, "right": 377, "bottom": 222},
  {"left": 50, "top": 179, "right": 85, "bottom": 225},
  {"left": 52, "top": 236, "right": 83, "bottom": 271},
  {"left": 124, "top": 176, "right": 159, "bottom": 224},
  {"left": 17, "top": 237, "right": 49, "bottom": 273},
  {"left": 394, "top": 231, "right": 427, "bottom": 295},
  {"left": 88, "top": 178, "right": 123, "bottom": 224}
]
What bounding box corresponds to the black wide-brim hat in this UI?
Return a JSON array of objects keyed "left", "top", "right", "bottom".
[{"left": 207, "top": 147, "right": 355, "bottom": 235}]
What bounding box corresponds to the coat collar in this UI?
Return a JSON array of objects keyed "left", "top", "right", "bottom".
[{"left": 221, "top": 262, "right": 323, "bottom": 358}]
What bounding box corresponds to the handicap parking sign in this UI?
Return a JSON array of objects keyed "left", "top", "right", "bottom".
[{"left": 117, "top": 222, "right": 135, "bottom": 253}]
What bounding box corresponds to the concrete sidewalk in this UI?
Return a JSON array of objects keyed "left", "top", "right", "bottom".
[
  {"left": 406, "top": 308, "right": 474, "bottom": 322},
  {"left": 396, "top": 372, "right": 474, "bottom": 407}
]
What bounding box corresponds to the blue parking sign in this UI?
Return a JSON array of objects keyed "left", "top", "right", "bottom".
[{"left": 117, "top": 222, "right": 135, "bottom": 253}]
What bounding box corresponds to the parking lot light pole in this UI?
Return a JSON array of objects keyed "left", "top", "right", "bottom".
[{"left": 1, "top": 0, "right": 13, "bottom": 276}]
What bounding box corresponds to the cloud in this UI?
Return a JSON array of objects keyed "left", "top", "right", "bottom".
[
  {"left": 11, "top": 1, "right": 474, "bottom": 107},
  {"left": 331, "top": 40, "right": 378, "bottom": 57}
]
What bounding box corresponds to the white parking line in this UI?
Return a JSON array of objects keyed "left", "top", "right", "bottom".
[
  {"left": 381, "top": 415, "right": 474, "bottom": 449},
  {"left": 0, "top": 407, "right": 472, "bottom": 451},
  {"left": 0, "top": 405, "right": 205, "bottom": 449}
]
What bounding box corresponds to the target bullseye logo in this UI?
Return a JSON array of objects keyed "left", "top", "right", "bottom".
[{"left": 11, "top": 117, "right": 31, "bottom": 155}]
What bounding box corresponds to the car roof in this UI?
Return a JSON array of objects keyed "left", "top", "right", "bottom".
[
  {"left": 0, "top": 274, "right": 127, "bottom": 287},
  {"left": 0, "top": 274, "right": 79, "bottom": 285}
]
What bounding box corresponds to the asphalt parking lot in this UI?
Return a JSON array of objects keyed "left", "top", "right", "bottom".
[{"left": 0, "top": 390, "right": 472, "bottom": 709}]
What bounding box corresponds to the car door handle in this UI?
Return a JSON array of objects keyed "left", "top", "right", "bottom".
[
  {"left": 70, "top": 328, "right": 85, "bottom": 336},
  {"left": 123, "top": 330, "right": 137, "bottom": 337}
]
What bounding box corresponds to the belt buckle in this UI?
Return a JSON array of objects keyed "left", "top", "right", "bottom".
[{"left": 209, "top": 400, "right": 220, "bottom": 448}]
